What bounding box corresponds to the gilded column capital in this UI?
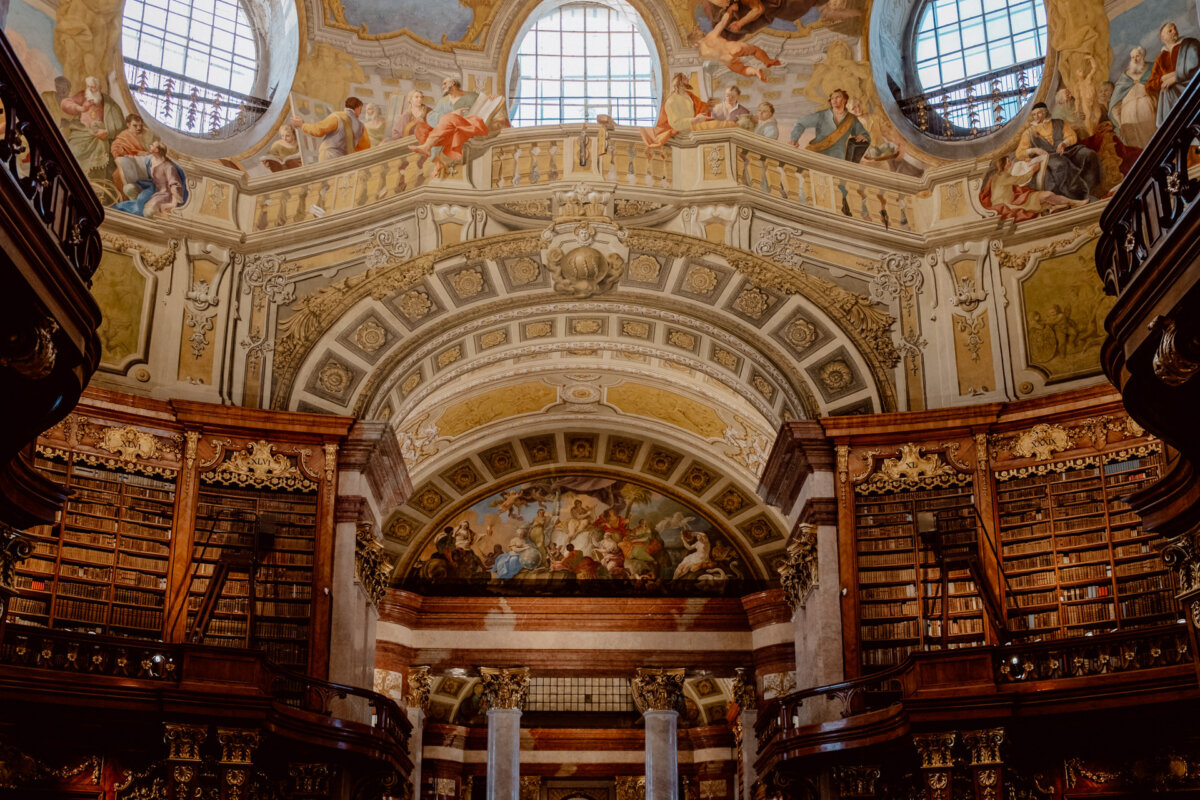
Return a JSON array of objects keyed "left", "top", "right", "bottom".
[
  {"left": 731, "top": 668, "right": 757, "bottom": 711},
  {"left": 963, "top": 727, "right": 1005, "bottom": 766},
  {"left": 354, "top": 521, "right": 392, "bottom": 608},
  {"left": 914, "top": 732, "right": 956, "bottom": 769},
  {"left": 164, "top": 722, "right": 207, "bottom": 761},
  {"left": 632, "top": 667, "right": 685, "bottom": 713},
  {"left": 615, "top": 775, "right": 646, "bottom": 800},
  {"left": 832, "top": 765, "right": 881, "bottom": 798},
  {"left": 407, "top": 665, "right": 432, "bottom": 711},
  {"left": 217, "top": 728, "right": 261, "bottom": 765},
  {"left": 777, "top": 523, "right": 818, "bottom": 611},
  {"left": 479, "top": 666, "right": 530, "bottom": 711},
  {"left": 519, "top": 776, "right": 541, "bottom": 800}
]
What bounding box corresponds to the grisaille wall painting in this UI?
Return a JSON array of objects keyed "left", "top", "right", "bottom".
[{"left": 401, "top": 476, "right": 753, "bottom": 594}]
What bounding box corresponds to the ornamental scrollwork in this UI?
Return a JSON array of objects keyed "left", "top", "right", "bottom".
[
  {"left": 868, "top": 252, "right": 924, "bottom": 303},
  {"left": 1151, "top": 315, "right": 1200, "bottom": 387},
  {"left": 831, "top": 765, "right": 881, "bottom": 797},
  {"left": 857, "top": 444, "right": 969, "bottom": 495},
  {"left": 354, "top": 522, "right": 391, "bottom": 608},
  {"left": 631, "top": 667, "right": 685, "bottom": 713},
  {"left": 406, "top": 666, "right": 432, "bottom": 710},
  {"left": 478, "top": 666, "right": 530, "bottom": 711},
  {"left": 203, "top": 440, "right": 316, "bottom": 492},
  {"left": 96, "top": 425, "right": 159, "bottom": 462},
  {"left": 236, "top": 252, "right": 295, "bottom": 311},
  {"left": 356, "top": 222, "right": 414, "bottom": 269},
  {"left": 1009, "top": 423, "right": 1074, "bottom": 462},
  {"left": 777, "top": 523, "right": 818, "bottom": 611},
  {"left": 1161, "top": 532, "right": 1200, "bottom": 598},
  {"left": 164, "top": 723, "right": 207, "bottom": 761},
  {"left": 731, "top": 668, "right": 757, "bottom": 711},
  {"left": 100, "top": 233, "right": 180, "bottom": 271},
  {"left": 0, "top": 523, "right": 33, "bottom": 597},
  {"left": 914, "top": 732, "right": 957, "bottom": 769}
]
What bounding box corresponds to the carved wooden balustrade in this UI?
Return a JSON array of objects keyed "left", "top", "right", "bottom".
[
  {"left": 1096, "top": 63, "right": 1200, "bottom": 683},
  {"left": 0, "top": 622, "right": 412, "bottom": 767},
  {"left": 0, "top": 30, "right": 103, "bottom": 542},
  {"left": 754, "top": 623, "right": 1196, "bottom": 777}
]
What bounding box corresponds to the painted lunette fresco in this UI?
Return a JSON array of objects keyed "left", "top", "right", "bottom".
[{"left": 399, "top": 476, "right": 757, "bottom": 595}]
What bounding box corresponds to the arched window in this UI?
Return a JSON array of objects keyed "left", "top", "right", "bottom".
[
  {"left": 908, "top": 0, "right": 1047, "bottom": 136},
  {"left": 122, "top": 0, "right": 264, "bottom": 137},
  {"left": 507, "top": 1, "right": 660, "bottom": 127}
]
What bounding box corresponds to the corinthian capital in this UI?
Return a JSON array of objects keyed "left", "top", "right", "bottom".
[
  {"left": 632, "top": 667, "right": 685, "bottom": 713},
  {"left": 479, "top": 667, "right": 530, "bottom": 710},
  {"left": 406, "top": 665, "right": 432, "bottom": 710},
  {"left": 777, "top": 523, "right": 818, "bottom": 611}
]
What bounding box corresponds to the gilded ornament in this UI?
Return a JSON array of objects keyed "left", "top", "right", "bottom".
[
  {"left": 398, "top": 290, "right": 433, "bottom": 320},
  {"left": 401, "top": 373, "right": 422, "bottom": 395},
  {"left": 733, "top": 286, "right": 771, "bottom": 318},
  {"left": 451, "top": 267, "right": 485, "bottom": 298},
  {"left": 184, "top": 310, "right": 214, "bottom": 360},
  {"left": 317, "top": 360, "right": 353, "bottom": 395},
  {"left": 752, "top": 375, "right": 774, "bottom": 399},
  {"left": 955, "top": 314, "right": 986, "bottom": 363},
  {"left": 436, "top": 346, "right": 462, "bottom": 368},
  {"left": 614, "top": 199, "right": 665, "bottom": 217},
  {"left": 684, "top": 265, "right": 719, "bottom": 294},
  {"left": 731, "top": 668, "right": 757, "bottom": 711},
  {"left": 571, "top": 319, "right": 603, "bottom": 334},
  {"left": 354, "top": 320, "right": 388, "bottom": 353},
  {"left": 206, "top": 440, "right": 315, "bottom": 491},
  {"left": 519, "top": 776, "right": 540, "bottom": 800},
  {"left": 819, "top": 360, "right": 853, "bottom": 391},
  {"left": 859, "top": 444, "right": 966, "bottom": 494},
  {"left": 667, "top": 330, "right": 697, "bottom": 350},
  {"left": 831, "top": 765, "right": 881, "bottom": 797},
  {"left": 622, "top": 321, "right": 650, "bottom": 338},
  {"left": 407, "top": 666, "right": 432, "bottom": 710},
  {"left": 713, "top": 348, "right": 738, "bottom": 369},
  {"left": 498, "top": 200, "right": 552, "bottom": 219},
  {"left": 525, "top": 322, "right": 552, "bottom": 338},
  {"left": 914, "top": 732, "right": 957, "bottom": 769},
  {"left": 216, "top": 729, "right": 261, "bottom": 765},
  {"left": 354, "top": 521, "right": 391, "bottom": 607},
  {"left": 963, "top": 728, "right": 1005, "bottom": 766},
  {"left": 615, "top": 776, "right": 646, "bottom": 800},
  {"left": 546, "top": 245, "right": 624, "bottom": 298},
  {"left": 479, "top": 330, "right": 508, "bottom": 348},
  {"left": 96, "top": 425, "right": 159, "bottom": 461},
  {"left": 164, "top": 723, "right": 207, "bottom": 761},
  {"left": 100, "top": 233, "right": 180, "bottom": 271},
  {"left": 777, "top": 523, "right": 818, "bottom": 611},
  {"left": 631, "top": 667, "right": 685, "bottom": 713},
  {"left": 1011, "top": 423, "right": 1074, "bottom": 461},
  {"left": 991, "top": 225, "right": 1099, "bottom": 271},
  {"left": 478, "top": 666, "right": 531, "bottom": 710},
  {"left": 506, "top": 257, "right": 540, "bottom": 285}
]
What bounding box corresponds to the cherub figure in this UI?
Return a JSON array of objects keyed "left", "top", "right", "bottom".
[{"left": 691, "top": 8, "right": 781, "bottom": 81}]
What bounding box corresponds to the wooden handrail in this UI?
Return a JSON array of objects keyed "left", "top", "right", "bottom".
[{"left": 0, "top": 29, "right": 104, "bottom": 283}]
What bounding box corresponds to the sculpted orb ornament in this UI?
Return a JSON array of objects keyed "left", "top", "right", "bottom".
[{"left": 546, "top": 245, "right": 625, "bottom": 298}]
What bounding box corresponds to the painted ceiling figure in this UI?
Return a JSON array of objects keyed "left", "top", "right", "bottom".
[
  {"left": 698, "top": 0, "right": 826, "bottom": 38},
  {"left": 59, "top": 75, "right": 125, "bottom": 179},
  {"left": 1147, "top": 21, "right": 1200, "bottom": 126}
]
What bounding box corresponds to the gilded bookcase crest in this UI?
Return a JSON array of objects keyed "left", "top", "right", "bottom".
[
  {"left": 37, "top": 415, "right": 181, "bottom": 477},
  {"left": 856, "top": 444, "right": 970, "bottom": 495},
  {"left": 202, "top": 439, "right": 317, "bottom": 491}
]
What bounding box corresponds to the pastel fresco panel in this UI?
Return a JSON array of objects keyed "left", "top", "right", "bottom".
[
  {"left": 91, "top": 251, "right": 147, "bottom": 368},
  {"left": 401, "top": 476, "right": 755, "bottom": 595},
  {"left": 1021, "top": 239, "right": 1113, "bottom": 383}
]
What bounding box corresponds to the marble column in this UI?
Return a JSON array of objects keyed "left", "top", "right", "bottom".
[
  {"left": 731, "top": 670, "right": 758, "bottom": 799},
  {"left": 480, "top": 667, "right": 530, "bottom": 800},
  {"left": 633, "top": 668, "right": 686, "bottom": 800},
  {"left": 406, "top": 666, "right": 432, "bottom": 800}
]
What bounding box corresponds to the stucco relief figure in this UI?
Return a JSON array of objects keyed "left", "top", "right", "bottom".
[
  {"left": 1147, "top": 22, "right": 1200, "bottom": 126},
  {"left": 59, "top": 75, "right": 125, "bottom": 178},
  {"left": 392, "top": 89, "right": 433, "bottom": 143},
  {"left": 291, "top": 96, "right": 370, "bottom": 162},
  {"left": 262, "top": 124, "right": 303, "bottom": 172},
  {"left": 1110, "top": 46, "right": 1157, "bottom": 148},
  {"left": 789, "top": 88, "right": 869, "bottom": 162},
  {"left": 1015, "top": 102, "right": 1102, "bottom": 202},
  {"left": 691, "top": 8, "right": 781, "bottom": 81},
  {"left": 641, "top": 72, "right": 710, "bottom": 149},
  {"left": 113, "top": 140, "right": 187, "bottom": 218}
]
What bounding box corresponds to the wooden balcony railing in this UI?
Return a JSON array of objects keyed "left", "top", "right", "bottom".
[
  {"left": 0, "top": 622, "right": 412, "bottom": 761},
  {"left": 755, "top": 623, "right": 1195, "bottom": 774}
]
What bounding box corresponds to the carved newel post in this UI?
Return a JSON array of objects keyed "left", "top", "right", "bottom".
[
  {"left": 480, "top": 666, "right": 530, "bottom": 800},
  {"left": 406, "top": 666, "right": 432, "bottom": 800},
  {"left": 633, "top": 668, "right": 686, "bottom": 800}
]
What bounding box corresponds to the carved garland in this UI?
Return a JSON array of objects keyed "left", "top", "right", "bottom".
[{"left": 201, "top": 439, "right": 318, "bottom": 492}]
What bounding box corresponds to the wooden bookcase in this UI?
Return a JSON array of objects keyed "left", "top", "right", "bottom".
[
  {"left": 855, "top": 483, "right": 989, "bottom": 671},
  {"left": 187, "top": 483, "right": 318, "bottom": 671},
  {"left": 9, "top": 392, "right": 352, "bottom": 679},
  {"left": 12, "top": 453, "right": 175, "bottom": 637},
  {"left": 998, "top": 450, "right": 1173, "bottom": 640}
]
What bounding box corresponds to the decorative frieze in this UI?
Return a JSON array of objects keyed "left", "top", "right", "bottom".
[
  {"left": 632, "top": 667, "right": 685, "bottom": 713},
  {"left": 857, "top": 444, "right": 968, "bottom": 495},
  {"left": 478, "top": 666, "right": 530, "bottom": 711}
]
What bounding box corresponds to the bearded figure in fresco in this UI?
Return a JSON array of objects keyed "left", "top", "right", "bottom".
[
  {"left": 1148, "top": 22, "right": 1200, "bottom": 126},
  {"left": 59, "top": 75, "right": 126, "bottom": 179}
]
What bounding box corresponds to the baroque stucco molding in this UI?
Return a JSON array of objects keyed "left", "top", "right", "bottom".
[{"left": 478, "top": 666, "right": 530, "bottom": 711}]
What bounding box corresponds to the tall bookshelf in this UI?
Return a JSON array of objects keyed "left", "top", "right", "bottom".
[
  {"left": 12, "top": 453, "right": 175, "bottom": 637},
  {"left": 997, "top": 450, "right": 1174, "bottom": 640},
  {"left": 855, "top": 484, "right": 989, "bottom": 671},
  {"left": 186, "top": 482, "right": 318, "bottom": 671}
]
